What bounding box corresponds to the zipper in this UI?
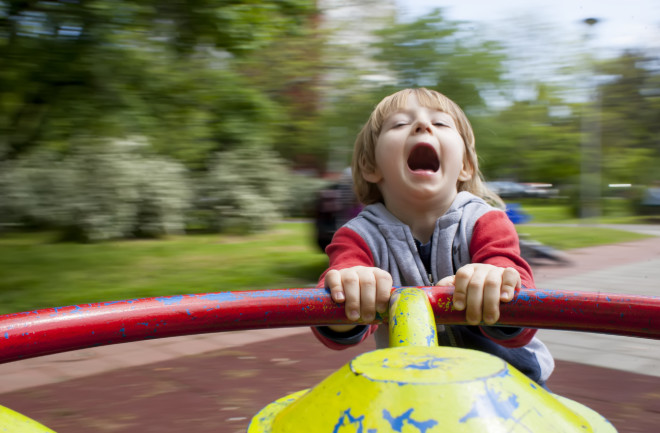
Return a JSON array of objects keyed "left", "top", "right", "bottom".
[{"left": 446, "top": 325, "right": 457, "bottom": 347}]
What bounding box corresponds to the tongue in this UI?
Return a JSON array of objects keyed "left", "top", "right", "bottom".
[{"left": 407, "top": 144, "right": 439, "bottom": 172}]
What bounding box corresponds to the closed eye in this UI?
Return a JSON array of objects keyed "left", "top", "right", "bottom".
[{"left": 433, "top": 122, "right": 449, "bottom": 127}]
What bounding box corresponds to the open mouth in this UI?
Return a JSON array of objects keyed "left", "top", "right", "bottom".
[{"left": 407, "top": 143, "right": 439, "bottom": 173}]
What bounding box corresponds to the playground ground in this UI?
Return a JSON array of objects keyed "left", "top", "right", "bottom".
[{"left": 1, "top": 233, "right": 660, "bottom": 432}]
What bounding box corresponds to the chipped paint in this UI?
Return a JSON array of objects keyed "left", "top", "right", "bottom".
[
  {"left": 332, "top": 409, "right": 365, "bottom": 433},
  {"left": 388, "top": 288, "right": 438, "bottom": 348},
  {"left": 1, "top": 286, "right": 659, "bottom": 365},
  {"left": 459, "top": 385, "right": 520, "bottom": 423},
  {"left": 383, "top": 408, "right": 438, "bottom": 432},
  {"left": 249, "top": 345, "right": 616, "bottom": 432}
]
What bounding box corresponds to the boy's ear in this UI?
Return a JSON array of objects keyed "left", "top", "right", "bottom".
[
  {"left": 362, "top": 167, "right": 382, "bottom": 184},
  {"left": 360, "top": 154, "right": 382, "bottom": 183},
  {"left": 458, "top": 160, "right": 473, "bottom": 182}
]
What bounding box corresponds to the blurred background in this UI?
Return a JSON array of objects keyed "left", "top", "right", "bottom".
[
  {"left": 1, "top": 0, "right": 659, "bottom": 312},
  {"left": 2, "top": 2, "right": 660, "bottom": 432}
]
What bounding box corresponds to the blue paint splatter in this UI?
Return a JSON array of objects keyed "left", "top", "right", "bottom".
[
  {"left": 402, "top": 358, "right": 448, "bottom": 370},
  {"left": 493, "top": 366, "right": 512, "bottom": 379},
  {"left": 426, "top": 325, "right": 436, "bottom": 346},
  {"left": 383, "top": 408, "right": 438, "bottom": 433},
  {"left": 514, "top": 291, "right": 531, "bottom": 303},
  {"left": 332, "top": 409, "right": 365, "bottom": 433},
  {"left": 198, "top": 292, "right": 239, "bottom": 303},
  {"left": 459, "top": 385, "right": 519, "bottom": 423},
  {"left": 3, "top": 332, "right": 7, "bottom": 339},
  {"left": 155, "top": 295, "right": 184, "bottom": 306}
]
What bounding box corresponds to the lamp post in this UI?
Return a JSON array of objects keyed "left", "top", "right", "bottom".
[{"left": 579, "top": 17, "right": 601, "bottom": 219}]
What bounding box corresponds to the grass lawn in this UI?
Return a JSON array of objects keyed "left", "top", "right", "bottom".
[
  {"left": 0, "top": 222, "right": 329, "bottom": 314},
  {"left": 515, "top": 225, "right": 650, "bottom": 250},
  {"left": 0, "top": 215, "right": 654, "bottom": 314}
]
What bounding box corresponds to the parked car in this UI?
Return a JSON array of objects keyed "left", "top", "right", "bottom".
[
  {"left": 486, "top": 181, "right": 557, "bottom": 199},
  {"left": 640, "top": 187, "right": 660, "bottom": 215}
]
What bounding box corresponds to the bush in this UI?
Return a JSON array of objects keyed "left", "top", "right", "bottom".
[
  {"left": 283, "top": 173, "right": 330, "bottom": 218},
  {"left": 0, "top": 138, "right": 191, "bottom": 241},
  {"left": 198, "top": 147, "right": 291, "bottom": 233}
]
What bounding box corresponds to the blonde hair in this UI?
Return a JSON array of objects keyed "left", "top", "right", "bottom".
[{"left": 352, "top": 88, "right": 503, "bottom": 208}]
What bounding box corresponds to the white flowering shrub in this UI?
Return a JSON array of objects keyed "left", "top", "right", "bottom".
[
  {"left": 200, "top": 147, "right": 291, "bottom": 233},
  {"left": 0, "top": 138, "right": 191, "bottom": 241},
  {"left": 284, "top": 173, "right": 330, "bottom": 218}
]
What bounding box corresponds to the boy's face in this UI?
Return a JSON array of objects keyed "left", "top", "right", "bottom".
[{"left": 363, "top": 94, "right": 472, "bottom": 209}]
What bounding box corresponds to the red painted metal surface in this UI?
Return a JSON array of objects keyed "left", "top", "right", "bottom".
[{"left": 1, "top": 287, "right": 659, "bottom": 364}]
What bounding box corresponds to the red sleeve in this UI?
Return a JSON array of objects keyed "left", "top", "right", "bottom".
[
  {"left": 469, "top": 210, "right": 537, "bottom": 347},
  {"left": 313, "top": 226, "right": 379, "bottom": 350},
  {"left": 316, "top": 226, "right": 376, "bottom": 288}
]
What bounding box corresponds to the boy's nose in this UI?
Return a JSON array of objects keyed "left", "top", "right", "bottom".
[{"left": 413, "top": 120, "right": 432, "bottom": 134}]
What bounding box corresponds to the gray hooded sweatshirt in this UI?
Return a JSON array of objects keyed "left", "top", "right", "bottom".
[{"left": 320, "top": 191, "right": 554, "bottom": 384}]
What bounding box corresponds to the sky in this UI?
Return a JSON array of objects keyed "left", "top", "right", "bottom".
[{"left": 396, "top": 0, "right": 660, "bottom": 54}]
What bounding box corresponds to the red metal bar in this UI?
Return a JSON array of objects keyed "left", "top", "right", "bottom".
[
  {"left": 428, "top": 287, "right": 660, "bottom": 340},
  {"left": 1, "top": 287, "right": 659, "bottom": 364}
]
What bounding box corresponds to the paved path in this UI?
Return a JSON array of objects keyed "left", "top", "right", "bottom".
[
  {"left": 532, "top": 235, "right": 660, "bottom": 377},
  {"left": 1, "top": 228, "right": 659, "bottom": 432}
]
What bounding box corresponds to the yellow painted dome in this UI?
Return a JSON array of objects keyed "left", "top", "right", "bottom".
[
  {"left": 0, "top": 405, "right": 56, "bottom": 433},
  {"left": 249, "top": 346, "right": 616, "bottom": 432}
]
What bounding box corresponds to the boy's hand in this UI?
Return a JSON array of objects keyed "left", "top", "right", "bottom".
[
  {"left": 436, "top": 264, "right": 519, "bottom": 326},
  {"left": 325, "top": 266, "right": 393, "bottom": 323}
]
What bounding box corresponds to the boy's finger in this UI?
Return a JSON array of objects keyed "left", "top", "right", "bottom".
[
  {"left": 357, "top": 268, "right": 377, "bottom": 322},
  {"left": 435, "top": 275, "right": 455, "bottom": 287},
  {"left": 500, "top": 267, "right": 520, "bottom": 302},
  {"left": 325, "top": 270, "right": 345, "bottom": 303},
  {"left": 452, "top": 265, "right": 474, "bottom": 311},
  {"left": 375, "top": 269, "right": 393, "bottom": 313},
  {"left": 482, "top": 270, "right": 502, "bottom": 325},
  {"left": 340, "top": 270, "right": 361, "bottom": 322},
  {"left": 465, "top": 266, "right": 487, "bottom": 325}
]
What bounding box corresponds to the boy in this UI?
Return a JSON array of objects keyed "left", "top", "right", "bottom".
[{"left": 313, "top": 88, "right": 554, "bottom": 385}]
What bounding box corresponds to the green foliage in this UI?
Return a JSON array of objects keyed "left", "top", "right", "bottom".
[
  {"left": 236, "top": 25, "right": 329, "bottom": 166},
  {"left": 284, "top": 174, "right": 330, "bottom": 218},
  {"left": 316, "top": 9, "right": 510, "bottom": 174},
  {"left": 2, "top": 0, "right": 659, "bottom": 230},
  {"left": 597, "top": 51, "right": 660, "bottom": 186},
  {"left": 0, "top": 0, "right": 315, "bottom": 163},
  {"left": 371, "top": 9, "right": 507, "bottom": 111},
  {"left": 475, "top": 88, "right": 583, "bottom": 185},
  {"left": 198, "top": 147, "right": 292, "bottom": 233},
  {"left": 0, "top": 137, "right": 191, "bottom": 241}
]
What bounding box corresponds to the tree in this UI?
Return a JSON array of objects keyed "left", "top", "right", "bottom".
[
  {"left": 0, "top": 0, "right": 315, "bottom": 164},
  {"left": 371, "top": 9, "right": 508, "bottom": 112},
  {"left": 314, "top": 8, "right": 511, "bottom": 174},
  {"left": 597, "top": 51, "right": 660, "bottom": 186},
  {"left": 235, "top": 20, "right": 329, "bottom": 169},
  {"left": 476, "top": 84, "right": 582, "bottom": 186}
]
